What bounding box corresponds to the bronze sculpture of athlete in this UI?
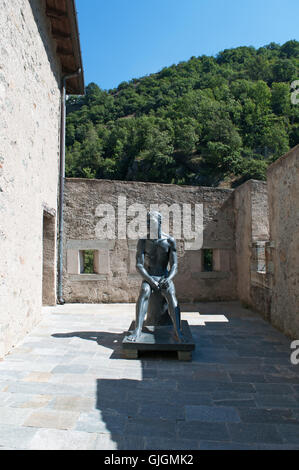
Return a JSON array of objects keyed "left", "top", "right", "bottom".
[{"left": 128, "top": 211, "right": 185, "bottom": 343}]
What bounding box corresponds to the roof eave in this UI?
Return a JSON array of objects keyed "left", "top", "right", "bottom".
[
  {"left": 65, "top": 0, "right": 85, "bottom": 95},
  {"left": 46, "top": 0, "right": 85, "bottom": 95}
]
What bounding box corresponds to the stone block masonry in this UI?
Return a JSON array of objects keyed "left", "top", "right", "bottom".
[
  {"left": 233, "top": 147, "right": 299, "bottom": 339},
  {"left": 267, "top": 145, "right": 299, "bottom": 339},
  {"left": 62, "top": 156, "right": 299, "bottom": 341},
  {"left": 63, "top": 179, "right": 237, "bottom": 304},
  {"left": 234, "top": 180, "right": 271, "bottom": 317}
]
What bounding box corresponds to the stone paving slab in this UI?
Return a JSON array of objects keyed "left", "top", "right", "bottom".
[
  {"left": 27, "top": 428, "right": 98, "bottom": 451},
  {"left": 227, "top": 423, "right": 284, "bottom": 444},
  {"left": 0, "top": 301, "right": 298, "bottom": 450},
  {"left": 185, "top": 405, "right": 241, "bottom": 423}
]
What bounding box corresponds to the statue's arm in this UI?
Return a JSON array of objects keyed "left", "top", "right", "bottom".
[
  {"left": 136, "top": 239, "right": 159, "bottom": 290},
  {"left": 159, "top": 237, "right": 178, "bottom": 289},
  {"left": 167, "top": 237, "right": 178, "bottom": 282}
]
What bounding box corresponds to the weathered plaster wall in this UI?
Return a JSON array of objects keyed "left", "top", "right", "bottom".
[
  {"left": 234, "top": 180, "right": 270, "bottom": 317},
  {"left": 267, "top": 145, "right": 299, "bottom": 338},
  {"left": 0, "top": 0, "right": 61, "bottom": 357},
  {"left": 251, "top": 181, "right": 270, "bottom": 242},
  {"left": 63, "top": 179, "right": 237, "bottom": 304},
  {"left": 234, "top": 181, "right": 253, "bottom": 305}
]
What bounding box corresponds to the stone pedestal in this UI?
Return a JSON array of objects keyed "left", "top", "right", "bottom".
[{"left": 122, "top": 320, "right": 195, "bottom": 361}]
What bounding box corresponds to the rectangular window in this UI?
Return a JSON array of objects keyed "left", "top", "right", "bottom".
[
  {"left": 80, "top": 250, "right": 96, "bottom": 274},
  {"left": 203, "top": 249, "right": 213, "bottom": 272},
  {"left": 252, "top": 242, "right": 266, "bottom": 273}
]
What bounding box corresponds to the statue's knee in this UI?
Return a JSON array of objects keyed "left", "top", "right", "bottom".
[
  {"left": 141, "top": 283, "right": 151, "bottom": 300},
  {"left": 163, "top": 284, "right": 176, "bottom": 301},
  {"left": 166, "top": 281, "right": 176, "bottom": 295}
]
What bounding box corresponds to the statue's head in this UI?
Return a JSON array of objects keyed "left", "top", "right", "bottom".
[{"left": 147, "top": 211, "right": 162, "bottom": 239}]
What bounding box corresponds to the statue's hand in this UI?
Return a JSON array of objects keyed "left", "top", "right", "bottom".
[
  {"left": 159, "top": 277, "right": 170, "bottom": 290},
  {"left": 151, "top": 279, "right": 160, "bottom": 291}
]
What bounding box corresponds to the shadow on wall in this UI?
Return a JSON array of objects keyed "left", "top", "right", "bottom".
[{"left": 28, "top": 0, "right": 61, "bottom": 89}]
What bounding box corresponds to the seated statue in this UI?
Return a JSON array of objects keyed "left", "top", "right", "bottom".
[{"left": 128, "top": 211, "right": 185, "bottom": 343}]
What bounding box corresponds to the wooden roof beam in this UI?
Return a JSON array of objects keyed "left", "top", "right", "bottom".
[
  {"left": 46, "top": 7, "right": 67, "bottom": 20},
  {"left": 57, "top": 46, "right": 73, "bottom": 57},
  {"left": 52, "top": 28, "right": 72, "bottom": 40},
  {"left": 62, "top": 66, "right": 77, "bottom": 75}
]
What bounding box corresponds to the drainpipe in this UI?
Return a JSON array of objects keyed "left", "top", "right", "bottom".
[{"left": 57, "top": 70, "right": 81, "bottom": 305}]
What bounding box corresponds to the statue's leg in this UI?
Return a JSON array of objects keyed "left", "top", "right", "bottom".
[
  {"left": 127, "top": 282, "right": 151, "bottom": 342},
  {"left": 161, "top": 282, "right": 185, "bottom": 343}
]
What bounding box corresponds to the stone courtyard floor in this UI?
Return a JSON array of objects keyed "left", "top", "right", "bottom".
[{"left": 0, "top": 301, "right": 299, "bottom": 450}]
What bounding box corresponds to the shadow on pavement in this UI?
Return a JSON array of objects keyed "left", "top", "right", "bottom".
[
  {"left": 52, "top": 314, "right": 299, "bottom": 450},
  {"left": 52, "top": 328, "right": 202, "bottom": 449}
]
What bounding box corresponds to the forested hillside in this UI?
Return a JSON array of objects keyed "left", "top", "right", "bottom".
[{"left": 66, "top": 40, "right": 299, "bottom": 187}]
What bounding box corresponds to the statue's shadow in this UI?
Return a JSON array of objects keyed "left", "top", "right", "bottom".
[
  {"left": 51, "top": 329, "right": 190, "bottom": 448},
  {"left": 52, "top": 331, "right": 126, "bottom": 359},
  {"left": 51, "top": 330, "right": 180, "bottom": 361}
]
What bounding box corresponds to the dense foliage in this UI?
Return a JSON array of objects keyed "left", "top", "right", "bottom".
[{"left": 66, "top": 40, "right": 299, "bottom": 187}]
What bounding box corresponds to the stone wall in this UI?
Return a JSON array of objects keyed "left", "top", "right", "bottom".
[
  {"left": 63, "top": 179, "right": 237, "bottom": 304},
  {"left": 0, "top": 0, "right": 62, "bottom": 356},
  {"left": 0, "top": 0, "right": 296, "bottom": 356},
  {"left": 267, "top": 145, "right": 299, "bottom": 338},
  {"left": 234, "top": 180, "right": 271, "bottom": 317}
]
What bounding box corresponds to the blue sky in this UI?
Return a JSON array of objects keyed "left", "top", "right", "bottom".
[{"left": 76, "top": 0, "right": 299, "bottom": 91}]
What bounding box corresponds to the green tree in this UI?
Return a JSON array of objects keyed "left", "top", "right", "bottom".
[
  {"left": 65, "top": 40, "right": 299, "bottom": 187},
  {"left": 271, "top": 83, "right": 291, "bottom": 115}
]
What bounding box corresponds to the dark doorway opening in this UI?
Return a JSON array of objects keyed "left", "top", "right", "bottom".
[{"left": 42, "top": 210, "right": 56, "bottom": 305}]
